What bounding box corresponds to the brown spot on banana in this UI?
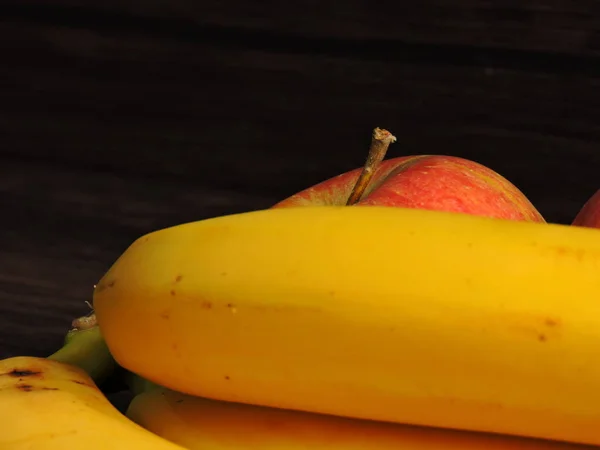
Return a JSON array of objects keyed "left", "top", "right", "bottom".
[
  {"left": 94, "top": 279, "right": 116, "bottom": 293},
  {"left": 2, "top": 368, "right": 42, "bottom": 378}
]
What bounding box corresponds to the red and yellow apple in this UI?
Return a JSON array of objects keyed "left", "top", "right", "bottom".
[
  {"left": 572, "top": 190, "right": 600, "bottom": 228},
  {"left": 273, "top": 155, "right": 545, "bottom": 223}
]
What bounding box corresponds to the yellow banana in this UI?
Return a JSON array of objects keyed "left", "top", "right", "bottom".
[
  {"left": 93, "top": 205, "right": 600, "bottom": 445},
  {"left": 0, "top": 356, "right": 186, "bottom": 450},
  {"left": 127, "top": 386, "right": 598, "bottom": 450}
]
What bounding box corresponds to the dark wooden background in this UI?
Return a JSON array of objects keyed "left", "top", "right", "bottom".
[{"left": 3, "top": 1, "right": 600, "bottom": 405}]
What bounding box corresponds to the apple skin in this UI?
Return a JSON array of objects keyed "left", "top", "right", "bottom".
[
  {"left": 572, "top": 190, "right": 600, "bottom": 228},
  {"left": 273, "top": 155, "right": 545, "bottom": 223}
]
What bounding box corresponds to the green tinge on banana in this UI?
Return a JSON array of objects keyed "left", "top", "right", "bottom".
[
  {"left": 48, "top": 323, "right": 116, "bottom": 385},
  {"left": 47, "top": 315, "right": 161, "bottom": 395},
  {"left": 123, "top": 370, "right": 163, "bottom": 396}
]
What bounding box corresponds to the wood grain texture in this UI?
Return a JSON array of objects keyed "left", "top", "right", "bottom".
[
  {"left": 2, "top": 2, "right": 600, "bottom": 409},
  {"left": 6, "top": 0, "right": 600, "bottom": 56},
  {"left": 2, "top": 18, "right": 600, "bottom": 224},
  {"left": 0, "top": 159, "right": 275, "bottom": 360}
]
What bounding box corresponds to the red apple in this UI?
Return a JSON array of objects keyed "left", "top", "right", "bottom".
[
  {"left": 273, "top": 155, "right": 545, "bottom": 223},
  {"left": 572, "top": 190, "right": 600, "bottom": 228}
]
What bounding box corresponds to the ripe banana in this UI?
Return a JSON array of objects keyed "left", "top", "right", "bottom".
[
  {"left": 126, "top": 386, "right": 598, "bottom": 450},
  {"left": 93, "top": 205, "right": 600, "bottom": 445},
  {"left": 0, "top": 356, "right": 185, "bottom": 450}
]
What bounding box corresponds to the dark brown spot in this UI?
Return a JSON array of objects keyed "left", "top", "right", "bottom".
[
  {"left": 144, "top": 237, "right": 150, "bottom": 242},
  {"left": 170, "top": 290, "right": 176, "bottom": 296},
  {"left": 224, "top": 376, "right": 230, "bottom": 380},
  {"left": 160, "top": 310, "right": 171, "bottom": 320},
  {"left": 201, "top": 301, "right": 213, "bottom": 309},
  {"left": 175, "top": 275, "right": 183, "bottom": 283},
  {"left": 545, "top": 318, "right": 559, "bottom": 327},
  {"left": 176, "top": 399, "right": 184, "bottom": 403},
  {"left": 4, "top": 369, "right": 41, "bottom": 377},
  {"left": 41, "top": 387, "right": 59, "bottom": 391},
  {"left": 226, "top": 303, "right": 235, "bottom": 308},
  {"left": 171, "top": 343, "right": 178, "bottom": 351},
  {"left": 17, "top": 384, "right": 34, "bottom": 391},
  {"left": 538, "top": 334, "right": 547, "bottom": 342},
  {"left": 95, "top": 280, "right": 116, "bottom": 293}
]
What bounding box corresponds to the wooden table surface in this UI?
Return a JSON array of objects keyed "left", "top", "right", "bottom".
[{"left": 3, "top": 1, "right": 600, "bottom": 408}]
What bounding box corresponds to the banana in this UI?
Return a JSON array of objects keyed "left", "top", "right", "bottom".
[
  {"left": 126, "top": 386, "right": 598, "bottom": 450},
  {"left": 0, "top": 356, "right": 186, "bottom": 450},
  {"left": 48, "top": 323, "right": 114, "bottom": 384},
  {"left": 93, "top": 205, "right": 600, "bottom": 445}
]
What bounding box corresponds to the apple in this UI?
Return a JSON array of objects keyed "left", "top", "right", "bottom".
[
  {"left": 273, "top": 154, "right": 545, "bottom": 223},
  {"left": 572, "top": 190, "right": 600, "bottom": 228}
]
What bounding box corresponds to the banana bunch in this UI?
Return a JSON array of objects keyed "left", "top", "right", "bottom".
[{"left": 5, "top": 204, "right": 600, "bottom": 449}]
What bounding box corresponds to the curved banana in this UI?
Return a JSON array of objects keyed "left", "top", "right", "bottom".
[
  {"left": 0, "top": 356, "right": 185, "bottom": 450},
  {"left": 94, "top": 205, "right": 600, "bottom": 445},
  {"left": 127, "top": 386, "right": 597, "bottom": 450}
]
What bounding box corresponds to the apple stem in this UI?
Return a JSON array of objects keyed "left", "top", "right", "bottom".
[{"left": 346, "top": 127, "right": 397, "bottom": 205}]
